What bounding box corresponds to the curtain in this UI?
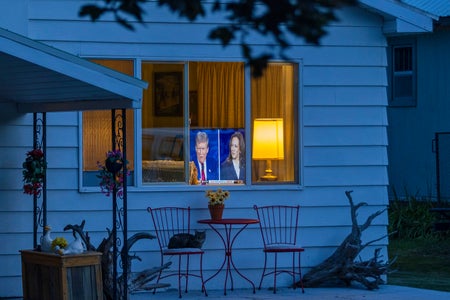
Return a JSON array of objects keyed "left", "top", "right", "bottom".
[
  {"left": 197, "top": 62, "right": 245, "bottom": 128},
  {"left": 83, "top": 60, "right": 135, "bottom": 171}
]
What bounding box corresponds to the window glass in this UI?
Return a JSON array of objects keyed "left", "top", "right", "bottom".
[
  {"left": 82, "top": 60, "right": 135, "bottom": 186},
  {"left": 251, "top": 63, "right": 298, "bottom": 184},
  {"left": 141, "top": 62, "right": 246, "bottom": 184},
  {"left": 141, "top": 63, "right": 185, "bottom": 183}
]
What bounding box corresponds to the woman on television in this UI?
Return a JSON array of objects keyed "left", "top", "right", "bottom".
[{"left": 220, "top": 132, "right": 245, "bottom": 181}]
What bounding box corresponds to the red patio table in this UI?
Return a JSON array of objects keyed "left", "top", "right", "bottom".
[{"left": 198, "top": 218, "right": 259, "bottom": 295}]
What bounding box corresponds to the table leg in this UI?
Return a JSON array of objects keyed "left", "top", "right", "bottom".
[
  {"left": 203, "top": 224, "right": 228, "bottom": 294},
  {"left": 226, "top": 224, "right": 256, "bottom": 294},
  {"left": 203, "top": 223, "right": 256, "bottom": 295}
]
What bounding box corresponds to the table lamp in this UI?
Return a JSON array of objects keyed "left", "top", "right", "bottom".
[{"left": 252, "top": 118, "right": 284, "bottom": 181}]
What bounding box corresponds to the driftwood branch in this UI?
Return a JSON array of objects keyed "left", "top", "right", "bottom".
[{"left": 298, "top": 191, "right": 392, "bottom": 290}]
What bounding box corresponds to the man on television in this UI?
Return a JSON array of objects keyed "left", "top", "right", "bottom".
[{"left": 193, "top": 131, "right": 218, "bottom": 184}]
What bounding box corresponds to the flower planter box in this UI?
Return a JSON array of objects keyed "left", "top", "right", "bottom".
[{"left": 20, "top": 250, "right": 103, "bottom": 300}]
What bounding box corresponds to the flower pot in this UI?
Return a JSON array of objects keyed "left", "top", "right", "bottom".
[
  {"left": 105, "top": 159, "right": 123, "bottom": 174},
  {"left": 208, "top": 204, "right": 224, "bottom": 220}
]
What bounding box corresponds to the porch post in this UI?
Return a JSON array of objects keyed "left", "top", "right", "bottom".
[
  {"left": 32, "top": 112, "right": 47, "bottom": 249},
  {"left": 111, "top": 108, "right": 129, "bottom": 299}
]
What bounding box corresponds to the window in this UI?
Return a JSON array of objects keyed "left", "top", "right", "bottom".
[
  {"left": 388, "top": 39, "right": 416, "bottom": 107},
  {"left": 82, "top": 60, "right": 135, "bottom": 186},
  {"left": 251, "top": 63, "right": 298, "bottom": 183},
  {"left": 83, "top": 60, "right": 299, "bottom": 187}
]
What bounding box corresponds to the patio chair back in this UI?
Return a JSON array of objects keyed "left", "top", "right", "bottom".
[
  {"left": 254, "top": 205, "right": 300, "bottom": 248},
  {"left": 149, "top": 206, "right": 191, "bottom": 250}
]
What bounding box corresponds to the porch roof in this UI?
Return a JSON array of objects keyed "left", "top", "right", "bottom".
[
  {"left": 0, "top": 27, "right": 148, "bottom": 113},
  {"left": 360, "top": 0, "right": 437, "bottom": 34}
]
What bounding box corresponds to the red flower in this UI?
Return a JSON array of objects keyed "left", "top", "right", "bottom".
[{"left": 22, "top": 148, "right": 46, "bottom": 196}]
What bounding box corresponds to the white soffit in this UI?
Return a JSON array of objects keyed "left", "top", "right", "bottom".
[
  {"left": 359, "top": 0, "right": 436, "bottom": 34},
  {"left": 0, "top": 27, "right": 148, "bottom": 113}
]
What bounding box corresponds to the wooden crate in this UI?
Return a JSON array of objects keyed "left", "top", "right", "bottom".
[{"left": 21, "top": 250, "right": 103, "bottom": 300}]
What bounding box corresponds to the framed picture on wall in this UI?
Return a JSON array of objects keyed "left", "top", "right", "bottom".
[{"left": 154, "top": 72, "right": 183, "bottom": 116}]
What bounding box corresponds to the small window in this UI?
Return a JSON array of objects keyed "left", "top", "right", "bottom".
[
  {"left": 82, "top": 60, "right": 135, "bottom": 187},
  {"left": 388, "top": 39, "right": 416, "bottom": 107}
]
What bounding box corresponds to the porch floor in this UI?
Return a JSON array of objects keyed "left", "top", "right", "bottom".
[{"left": 130, "top": 285, "right": 450, "bottom": 300}]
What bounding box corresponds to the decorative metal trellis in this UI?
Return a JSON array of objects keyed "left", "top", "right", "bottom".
[
  {"left": 111, "top": 108, "right": 129, "bottom": 299},
  {"left": 32, "top": 112, "right": 47, "bottom": 249},
  {"left": 31, "top": 109, "right": 129, "bottom": 300}
]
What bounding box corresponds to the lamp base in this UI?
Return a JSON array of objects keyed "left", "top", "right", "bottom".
[
  {"left": 259, "top": 160, "right": 278, "bottom": 181},
  {"left": 260, "top": 174, "right": 277, "bottom": 181}
]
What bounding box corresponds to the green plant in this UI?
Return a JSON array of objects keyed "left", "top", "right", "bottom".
[{"left": 388, "top": 195, "right": 437, "bottom": 239}]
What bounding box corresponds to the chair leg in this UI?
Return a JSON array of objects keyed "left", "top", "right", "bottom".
[
  {"left": 273, "top": 253, "right": 278, "bottom": 294},
  {"left": 185, "top": 255, "right": 190, "bottom": 293},
  {"left": 200, "top": 253, "right": 207, "bottom": 296},
  {"left": 259, "top": 252, "right": 268, "bottom": 290},
  {"left": 292, "top": 252, "right": 296, "bottom": 290},
  {"left": 298, "top": 252, "right": 305, "bottom": 293},
  {"left": 178, "top": 255, "right": 182, "bottom": 298},
  {"left": 154, "top": 255, "right": 164, "bottom": 295}
]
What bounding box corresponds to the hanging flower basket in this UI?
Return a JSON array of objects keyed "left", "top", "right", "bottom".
[
  {"left": 22, "top": 148, "right": 47, "bottom": 196},
  {"left": 105, "top": 159, "right": 123, "bottom": 174},
  {"left": 97, "top": 149, "right": 129, "bottom": 197}
]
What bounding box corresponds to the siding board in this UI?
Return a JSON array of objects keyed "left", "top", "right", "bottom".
[
  {"left": 303, "top": 66, "right": 387, "bottom": 86},
  {"left": 303, "top": 126, "right": 388, "bottom": 146},
  {"left": 303, "top": 106, "right": 388, "bottom": 126},
  {"left": 304, "top": 166, "right": 388, "bottom": 186},
  {"left": 304, "top": 86, "right": 387, "bottom": 106},
  {"left": 304, "top": 146, "right": 388, "bottom": 166},
  {"left": 30, "top": 21, "right": 387, "bottom": 48}
]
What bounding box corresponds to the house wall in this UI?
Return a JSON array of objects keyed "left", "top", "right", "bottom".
[
  {"left": 0, "top": 1, "right": 390, "bottom": 297},
  {"left": 387, "top": 30, "right": 450, "bottom": 201}
]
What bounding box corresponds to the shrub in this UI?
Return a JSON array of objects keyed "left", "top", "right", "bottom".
[{"left": 388, "top": 195, "right": 438, "bottom": 239}]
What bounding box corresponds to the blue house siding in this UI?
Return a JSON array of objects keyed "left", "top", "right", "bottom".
[
  {"left": 0, "top": 1, "right": 425, "bottom": 297},
  {"left": 388, "top": 30, "right": 450, "bottom": 200}
]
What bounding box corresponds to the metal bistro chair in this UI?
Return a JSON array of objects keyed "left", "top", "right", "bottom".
[
  {"left": 253, "top": 205, "right": 305, "bottom": 294},
  {"left": 147, "top": 206, "right": 207, "bottom": 298}
]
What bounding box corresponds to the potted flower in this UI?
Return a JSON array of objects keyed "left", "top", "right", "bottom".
[
  {"left": 22, "top": 148, "right": 47, "bottom": 196},
  {"left": 97, "top": 149, "right": 129, "bottom": 197},
  {"left": 206, "top": 188, "right": 230, "bottom": 220}
]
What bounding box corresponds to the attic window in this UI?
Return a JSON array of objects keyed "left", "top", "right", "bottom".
[{"left": 388, "top": 40, "right": 416, "bottom": 107}]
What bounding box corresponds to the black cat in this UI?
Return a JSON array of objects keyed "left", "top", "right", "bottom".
[{"left": 168, "top": 230, "right": 206, "bottom": 249}]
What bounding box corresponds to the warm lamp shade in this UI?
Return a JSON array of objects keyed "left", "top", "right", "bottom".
[{"left": 252, "top": 118, "right": 284, "bottom": 160}]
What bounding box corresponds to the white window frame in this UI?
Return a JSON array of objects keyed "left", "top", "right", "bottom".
[{"left": 388, "top": 38, "right": 417, "bottom": 107}]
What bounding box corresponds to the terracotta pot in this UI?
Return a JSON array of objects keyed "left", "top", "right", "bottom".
[{"left": 208, "top": 204, "right": 224, "bottom": 220}]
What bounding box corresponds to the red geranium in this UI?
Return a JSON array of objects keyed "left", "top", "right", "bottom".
[{"left": 22, "top": 149, "right": 47, "bottom": 196}]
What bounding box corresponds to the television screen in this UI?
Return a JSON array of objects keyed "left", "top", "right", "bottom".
[{"left": 190, "top": 128, "right": 245, "bottom": 185}]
